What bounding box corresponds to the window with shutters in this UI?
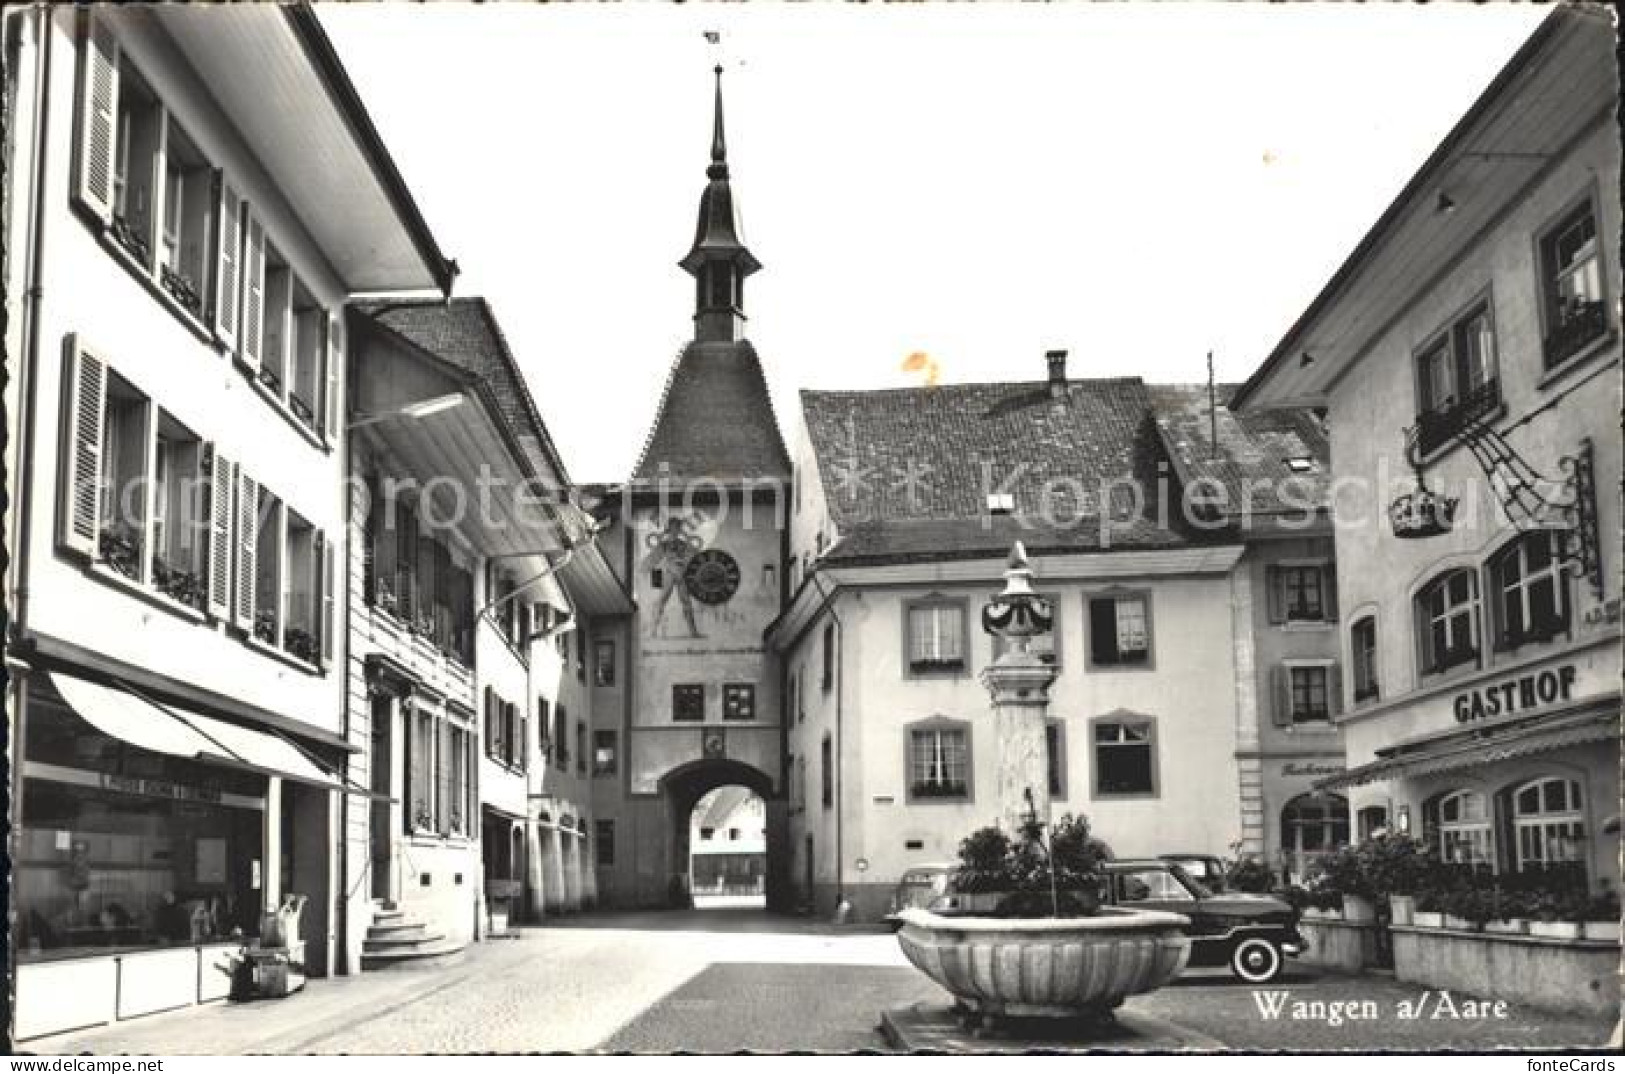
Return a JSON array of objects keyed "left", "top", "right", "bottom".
[
  {"left": 1271, "top": 662, "right": 1342, "bottom": 726},
  {"left": 98, "top": 371, "right": 149, "bottom": 581},
  {"left": 905, "top": 718, "right": 972, "bottom": 802},
  {"left": 1489, "top": 531, "right": 1570, "bottom": 651},
  {"left": 1085, "top": 591, "right": 1152, "bottom": 668},
  {"left": 1091, "top": 715, "right": 1157, "bottom": 798},
  {"left": 243, "top": 238, "right": 328, "bottom": 439},
  {"left": 158, "top": 119, "right": 211, "bottom": 319},
  {"left": 904, "top": 599, "right": 967, "bottom": 675},
  {"left": 108, "top": 60, "right": 160, "bottom": 269},
  {"left": 593, "top": 730, "right": 618, "bottom": 777},
  {"left": 1351, "top": 616, "right": 1379, "bottom": 703},
  {"left": 235, "top": 479, "right": 330, "bottom": 671},
  {"left": 1280, "top": 566, "right": 1324, "bottom": 621},
  {"left": 1415, "top": 569, "right": 1481, "bottom": 676},
  {"left": 1289, "top": 666, "right": 1331, "bottom": 723},
  {"left": 283, "top": 511, "right": 320, "bottom": 665},
  {"left": 406, "top": 701, "right": 473, "bottom": 839},
  {"left": 150, "top": 413, "right": 206, "bottom": 611},
  {"left": 409, "top": 704, "right": 437, "bottom": 833}
]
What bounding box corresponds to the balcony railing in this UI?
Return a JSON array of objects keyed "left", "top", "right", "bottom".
[
  {"left": 1543, "top": 298, "right": 1607, "bottom": 369},
  {"left": 1415, "top": 377, "right": 1501, "bottom": 456}
]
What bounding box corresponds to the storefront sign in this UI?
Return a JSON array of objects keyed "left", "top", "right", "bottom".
[
  {"left": 1452, "top": 664, "right": 1576, "bottom": 723},
  {"left": 1582, "top": 598, "right": 1621, "bottom": 629},
  {"left": 1281, "top": 762, "right": 1344, "bottom": 777},
  {"left": 100, "top": 772, "right": 223, "bottom": 804}
]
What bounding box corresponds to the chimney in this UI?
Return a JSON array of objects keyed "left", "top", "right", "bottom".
[{"left": 1045, "top": 349, "right": 1069, "bottom": 399}]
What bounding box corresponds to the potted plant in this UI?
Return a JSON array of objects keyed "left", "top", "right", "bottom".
[
  {"left": 897, "top": 812, "right": 1190, "bottom": 1023},
  {"left": 1413, "top": 886, "right": 1446, "bottom": 929},
  {"left": 1483, "top": 888, "right": 1529, "bottom": 935},
  {"left": 1580, "top": 891, "right": 1621, "bottom": 942},
  {"left": 1527, "top": 891, "right": 1584, "bottom": 940},
  {"left": 1309, "top": 846, "right": 1374, "bottom": 922}
]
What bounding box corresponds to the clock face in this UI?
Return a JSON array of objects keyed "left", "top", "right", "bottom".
[{"left": 684, "top": 549, "right": 741, "bottom": 605}]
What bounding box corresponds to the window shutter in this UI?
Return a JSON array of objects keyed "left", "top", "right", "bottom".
[
  {"left": 1270, "top": 665, "right": 1292, "bottom": 726},
  {"left": 1329, "top": 663, "right": 1344, "bottom": 717},
  {"left": 520, "top": 712, "right": 529, "bottom": 773},
  {"left": 239, "top": 213, "right": 265, "bottom": 370},
  {"left": 233, "top": 470, "right": 259, "bottom": 630},
  {"left": 401, "top": 706, "right": 415, "bottom": 836},
  {"left": 483, "top": 686, "right": 495, "bottom": 755},
  {"left": 1322, "top": 565, "right": 1339, "bottom": 622},
  {"left": 205, "top": 446, "right": 233, "bottom": 619},
  {"left": 73, "top": 12, "right": 119, "bottom": 225},
  {"left": 58, "top": 337, "right": 107, "bottom": 558},
  {"left": 1265, "top": 566, "right": 1285, "bottom": 624},
  {"left": 324, "top": 313, "right": 343, "bottom": 441},
  {"left": 320, "top": 531, "right": 336, "bottom": 669},
  {"left": 212, "top": 176, "right": 241, "bottom": 349}
]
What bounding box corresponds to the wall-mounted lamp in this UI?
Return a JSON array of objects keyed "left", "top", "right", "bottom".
[
  {"left": 1397, "top": 805, "right": 1411, "bottom": 835},
  {"left": 349, "top": 392, "right": 467, "bottom": 429},
  {"left": 1435, "top": 192, "right": 1457, "bottom": 215}
]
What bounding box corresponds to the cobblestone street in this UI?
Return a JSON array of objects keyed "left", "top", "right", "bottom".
[{"left": 29, "top": 910, "right": 1615, "bottom": 1054}]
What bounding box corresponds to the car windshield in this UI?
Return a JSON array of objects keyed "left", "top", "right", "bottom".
[{"left": 1165, "top": 863, "right": 1213, "bottom": 898}]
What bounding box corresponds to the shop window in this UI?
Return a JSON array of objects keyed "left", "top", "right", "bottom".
[
  {"left": 595, "top": 820, "right": 615, "bottom": 867},
  {"left": 723, "top": 684, "right": 756, "bottom": 721},
  {"left": 1351, "top": 616, "right": 1379, "bottom": 703},
  {"left": 905, "top": 718, "right": 971, "bottom": 802},
  {"left": 1539, "top": 196, "right": 1608, "bottom": 370},
  {"left": 1490, "top": 531, "right": 1569, "bottom": 651},
  {"left": 993, "top": 592, "right": 1061, "bottom": 666},
  {"left": 1435, "top": 789, "right": 1494, "bottom": 872},
  {"left": 593, "top": 731, "right": 618, "bottom": 777},
  {"left": 905, "top": 599, "right": 967, "bottom": 674},
  {"left": 595, "top": 639, "right": 616, "bottom": 686},
  {"left": 673, "top": 684, "right": 704, "bottom": 723},
  {"left": 820, "top": 734, "right": 833, "bottom": 809},
  {"left": 1512, "top": 777, "right": 1585, "bottom": 875},
  {"left": 1086, "top": 592, "right": 1151, "bottom": 668},
  {"left": 15, "top": 687, "right": 267, "bottom": 962},
  {"left": 1413, "top": 302, "right": 1500, "bottom": 455},
  {"left": 1046, "top": 719, "right": 1066, "bottom": 800},
  {"left": 1091, "top": 715, "right": 1157, "bottom": 797},
  {"left": 1415, "top": 569, "right": 1480, "bottom": 676}
]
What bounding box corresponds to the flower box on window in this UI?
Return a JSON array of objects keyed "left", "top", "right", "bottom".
[
  {"left": 111, "top": 214, "right": 150, "bottom": 265},
  {"left": 159, "top": 264, "right": 202, "bottom": 317},
  {"left": 910, "top": 782, "right": 967, "bottom": 799},
  {"left": 909, "top": 657, "right": 964, "bottom": 674},
  {"left": 1544, "top": 297, "right": 1607, "bottom": 368},
  {"left": 98, "top": 526, "right": 142, "bottom": 581},
  {"left": 1354, "top": 683, "right": 1381, "bottom": 704},
  {"left": 152, "top": 557, "right": 205, "bottom": 611},
  {"left": 284, "top": 627, "right": 319, "bottom": 665},
  {"left": 257, "top": 365, "right": 282, "bottom": 394},
  {"left": 253, "top": 608, "right": 278, "bottom": 645},
  {"left": 289, "top": 394, "right": 314, "bottom": 426}
]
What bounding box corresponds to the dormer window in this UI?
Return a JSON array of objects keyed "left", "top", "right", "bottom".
[{"left": 986, "top": 492, "right": 1015, "bottom": 516}]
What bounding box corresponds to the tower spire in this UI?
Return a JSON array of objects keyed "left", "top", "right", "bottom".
[
  {"left": 710, "top": 65, "right": 728, "bottom": 175},
  {"left": 681, "top": 62, "right": 760, "bottom": 343}
]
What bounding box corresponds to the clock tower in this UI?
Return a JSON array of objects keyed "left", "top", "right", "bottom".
[{"left": 591, "top": 66, "right": 791, "bottom": 911}]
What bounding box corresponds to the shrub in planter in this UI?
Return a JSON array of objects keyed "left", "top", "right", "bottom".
[
  {"left": 1581, "top": 891, "right": 1621, "bottom": 941},
  {"left": 1355, "top": 833, "right": 1434, "bottom": 899},
  {"left": 1308, "top": 845, "right": 1369, "bottom": 900},
  {"left": 947, "top": 813, "right": 1108, "bottom": 915},
  {"left": 1226, "top": 857, "right": 1277, "bottom": 895}
]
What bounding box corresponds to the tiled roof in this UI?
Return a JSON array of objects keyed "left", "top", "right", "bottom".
[
  {"left": 354, "top": 297, "right": 570, "bottom": 484},
  {"left": 1147, "top": 383, "right": 1330, "bottom": 521},
  {"left": 632, "top": 340, "right": 790, "bottom": 484},
  {"left": 801, "top": 378, "right": 1183, "bottom": 561},
  {"left": 799, "top": 377, "right": 1329, "bottom": 565}
]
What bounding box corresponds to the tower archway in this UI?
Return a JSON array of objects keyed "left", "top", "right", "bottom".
[{"left": 659, "top": 759, "right": 785, "bottom": 911}]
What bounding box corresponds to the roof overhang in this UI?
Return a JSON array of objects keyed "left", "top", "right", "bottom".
[
  {"left": 150, "top": 4, "right": 455, "bottom": 295},
  {"left": 766, "top": 544, "right": 1245, "bottom": 652},
  {"left": 1232, "top": 9, "right": 1613, "bottom": 411}
]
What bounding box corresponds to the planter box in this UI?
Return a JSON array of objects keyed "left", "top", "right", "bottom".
[
  {"left": 1302, "top": 906, "right": 1341, "bottom": 921},
  {"left": 1393, "top": 924, "right": 1620, "bottom": 1018},
  {"left": 1388, "top": 895, "right": 1415, "bottom": 927},
  {"left": 1341, "top": 895, "right": 1376, "bottom": 923},
  {"left": 1442, "top": 914, "right": 1473, "bottom": 931},
  {"left": 1483, "top": 919, "right": 1527, "bottom": 936},
  {"left": 895, "top": 906, "right": 1190, "bottom": 1019},
  {"left": 1581, "top": 921, "right": 1621, "bottom": 943},
  {"left": 1528, "top": 921, "right": 1582, "bottom": 940},
  {"left": 1413, "top": 911, "right": 1445, "bottom": 929}
]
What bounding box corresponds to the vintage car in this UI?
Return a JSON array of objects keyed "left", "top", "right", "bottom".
[
  {"left": 884, "top": 863, "right": 957, "bottom": 927},
  {"left": 1104, "top": 860, "right": 1305, "bottom": 982},
  {"left": 1158, "top": 853, "right": 1229, "bottom": 892}
]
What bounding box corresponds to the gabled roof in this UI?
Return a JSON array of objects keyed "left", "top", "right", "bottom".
[
  {"left": 800, "top": 378, "right": 1185, "bottom": 563},
  {"left": 1147, "top": 383, "right": 1331, "bottom": 524},
  {"left": 632, "top": 340, "right": 790, "bottom": 484},
  {"left": 354, "top": 297, "right": 570, "bottom": 485}
]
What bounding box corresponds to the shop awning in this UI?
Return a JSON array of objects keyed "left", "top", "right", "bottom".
[
  {"left": 1317, "top": 707, "right": 1619, "bottom": 791},
  {"left": 51, "top": 672, "right": 353, "bottom": 795}
]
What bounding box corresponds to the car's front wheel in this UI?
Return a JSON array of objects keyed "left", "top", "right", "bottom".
[{"left": 1229, "top": 936, "right": 1283, "bottom": 983}]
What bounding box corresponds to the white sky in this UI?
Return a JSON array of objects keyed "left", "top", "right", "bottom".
[{"left": 319, "top": 2, "right": 1547, "bottom": 484}]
